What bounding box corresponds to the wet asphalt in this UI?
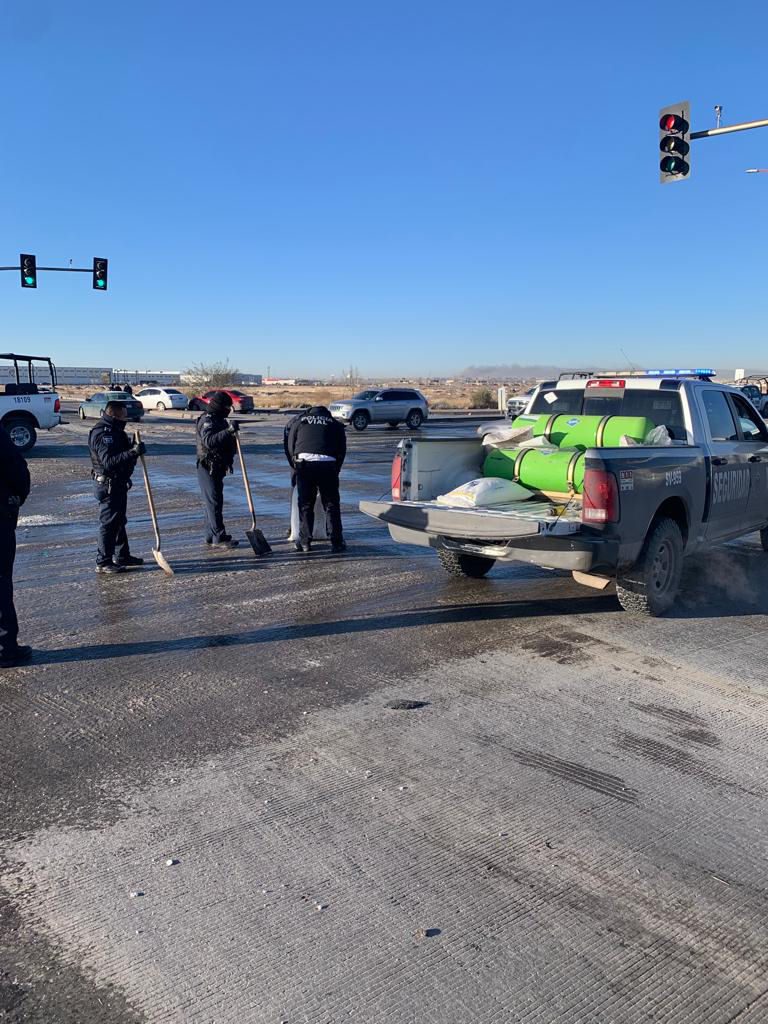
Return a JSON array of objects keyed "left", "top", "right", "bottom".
[{"left": 2, "top": 414, "right": 768, "bottom": 1023}]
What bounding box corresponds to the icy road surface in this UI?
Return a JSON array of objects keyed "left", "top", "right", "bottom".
[{"left": 2, "top": 417, "right": 768, "bottom": 1024}]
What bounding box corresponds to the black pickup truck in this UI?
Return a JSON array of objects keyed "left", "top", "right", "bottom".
[{"left": 360, "top": 373, "right": 768, "bottom": 616}]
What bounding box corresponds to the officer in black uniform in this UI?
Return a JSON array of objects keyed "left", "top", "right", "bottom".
[
  {"left": 89, "top": 400, "right": 146, "bottom": 574},
  {"left": 286, "top": 405, "right": 347, "bottom": 553},
  {"left": 0, "top": 425, "right": 32, "bottom": 667},
  {"left": 196, "top": 391, "right": 239, "bottom": 548}
]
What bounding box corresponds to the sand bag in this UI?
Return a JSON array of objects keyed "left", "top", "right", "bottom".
[
  {"left": 437, "top": 477, "right": 533, "bottom": 508},
  {"left": 479, "top": 422, "right": 535, "bottom": 449},
  {"left": 289, "top": 487, "right": 329, "bottom": 542}
]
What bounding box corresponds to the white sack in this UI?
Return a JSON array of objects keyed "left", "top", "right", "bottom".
[
  {"left": 289, "top": 487, "right": 329, "bottom": 541},
  {"left": 479, "top": 423, "right": 535, "bottom": 449},
  {"left": 437, "top": 476, "right": 533, "bottom": 508},
  {"left": 619, "top": 425, "right": 674, "bottom": 448}
]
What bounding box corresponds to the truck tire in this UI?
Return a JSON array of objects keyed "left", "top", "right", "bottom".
[
  {"left": 438, "top": 549, "right": 495, "bottom": 579},
  {"left": 406, "top": 409, "right": 424, "bottom": 429},
  {"left": 615, "top": 516, "right": 683, "bottom": 616},
  {"left": 351, "top": 410, "right": 369, "bottom": 431},
  {"left": 4, "top": 417, "right": 37, "bottom": 453}
]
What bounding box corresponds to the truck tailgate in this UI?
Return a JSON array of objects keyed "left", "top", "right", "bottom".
[{"left": 359, "top": 499, "right": 581, "bottom": 541}]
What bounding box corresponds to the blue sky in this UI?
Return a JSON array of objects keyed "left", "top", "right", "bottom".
[{"left": 1, "top": 0, "right": 767, "bottom": 376}]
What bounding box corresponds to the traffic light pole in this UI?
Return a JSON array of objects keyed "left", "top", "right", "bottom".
[
  {"left": 691, "top": 117, "right": 768, "bottom": 140},
  {"left": 0, "top": 265, "right": 93, "bottom": 273}
]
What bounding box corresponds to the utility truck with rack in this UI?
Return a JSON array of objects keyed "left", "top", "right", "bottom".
[
  {"left": 0, "top": 353, "right": 62, "bottom": 452},
  {"left": 360, "top": 370, "right": 768, "bottom": 616}
]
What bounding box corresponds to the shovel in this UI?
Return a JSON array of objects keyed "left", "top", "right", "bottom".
[
  {"left": 234, "top": 429, "right": 272, "bottom": 556},
  {"left": 135, "top": 430, "right": 174, "bottom": 576}
]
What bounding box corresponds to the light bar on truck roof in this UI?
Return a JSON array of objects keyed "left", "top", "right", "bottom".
[{"left": 644, "top": 368, "right": 715, "bottom": 378}]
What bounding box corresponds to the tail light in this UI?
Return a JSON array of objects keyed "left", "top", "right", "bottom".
[
  {"left": 54, "top": 398, "right": 61, "bottom": 413},
  {"left": 582, "top": 468, "right": 619, "bottom": 524},
  {"left": 391, "top": 451, "right": 403, "bottom": 500}
]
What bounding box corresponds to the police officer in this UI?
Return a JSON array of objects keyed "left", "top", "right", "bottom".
[
  {"left": 89, "top": 400, "right": 146, "bottom": 574},
  {"left": 286, "top": 405, "right": 347, "bottom": 553},
  {"left": 196, "top": 390, "right": 239, "bottom": 548},
  {"left": 0, "top": 425, "right": 32, "bottom": 667}
]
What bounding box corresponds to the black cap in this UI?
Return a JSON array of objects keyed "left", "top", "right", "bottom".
[{"left": 208, "top": 391, "right": 233, "bottom": 415}]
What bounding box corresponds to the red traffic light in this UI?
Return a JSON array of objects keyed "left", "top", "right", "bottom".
[{"left": 659, "top": 113, "right": 689, "bottom": 135}]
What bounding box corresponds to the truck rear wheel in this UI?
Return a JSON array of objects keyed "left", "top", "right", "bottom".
[
  {"left": 438, "top": 549, "right": 496, "bottom": 579},
  {"left": 4, "top": 417, "right": 37, "bottom": 453},
  {"left": 616, "top": 516, "right": 683, "bottom": 616}
]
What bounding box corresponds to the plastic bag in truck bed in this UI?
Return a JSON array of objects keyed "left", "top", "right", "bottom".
[
  {"left": 478, "top": 422, "right": 534, "bottom": 449},
  {"left": 436, "top": 476, "right": 533, "bottom": 508},
  {"left": 619, "top": 424, "right": 674, "bottom": 447}
]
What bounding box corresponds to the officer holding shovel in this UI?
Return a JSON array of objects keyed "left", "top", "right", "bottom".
[
  {"left": 88, "top": 401, "right": 146, "bottom": 574},
  {"left": 195, "top": 391, "right": 239, "bottom": 548}
]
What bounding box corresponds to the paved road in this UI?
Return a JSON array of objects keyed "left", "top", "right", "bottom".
[{"left": 2, "top": 418, "right": 768, "bottom": 1023}]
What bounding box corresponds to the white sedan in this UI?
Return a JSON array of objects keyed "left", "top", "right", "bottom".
[{"left": 134, "top": 387, "right": 188, "bottom": 411}]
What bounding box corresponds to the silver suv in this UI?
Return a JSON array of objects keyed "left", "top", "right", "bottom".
[{"left": 330, "top": 388, "right": 429, "bottom": 432}]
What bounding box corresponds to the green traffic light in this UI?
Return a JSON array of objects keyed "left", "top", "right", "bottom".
[
  {"left": 96, "top": 279, "right": 105, "bottom": 288},
  {"left": 24, "top": 276, "right": 35, "bottom": 286}
]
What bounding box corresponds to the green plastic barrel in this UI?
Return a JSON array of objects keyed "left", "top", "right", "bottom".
[
  {"left": 530, "top": 414, "right": 652, "bottom": 448},
  {"left": 483, "top": 447, "right": 585, "bottom": 494}
]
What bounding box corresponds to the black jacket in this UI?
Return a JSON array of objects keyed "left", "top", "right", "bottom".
[
  {"left": 286, "top": 407, "right": 346, "bottom": 468},
  {"left": 196, "top": 413, "right": 236, "bottom": 474},
  {"left": 88, "top": 414, "right": 138, "bottom": 483},
  {"left": 0, "top": 426, "right": 31, "bottom": 517},
  {"left": 283, "top": 412, "right": 302, "bottom": 466}
]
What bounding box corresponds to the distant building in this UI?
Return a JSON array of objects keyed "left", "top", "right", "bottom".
[
  {"left": 263, "top": 377, "right": 298, "bottom": 386},
  {"left": 113, "top": 369, "right": 182, "bottom": 386}
]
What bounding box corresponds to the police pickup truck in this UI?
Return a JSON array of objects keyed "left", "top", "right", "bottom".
[
  {"left": 0, "top": 353, "right": 62, "bottom": 452},
  {"left": 360, "top": 370, "right": 768, "bottom": 616}
]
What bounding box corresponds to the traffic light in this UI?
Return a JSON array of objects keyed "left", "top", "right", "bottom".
[
  {"left": 20, "top": 254, "right": 37, "bottom": 288},
  {"left": 659, "top": 102, "right": 691, "bottom": 183},
  {"left": 93, "top": 257, "right": 108, "bottom": 291}
]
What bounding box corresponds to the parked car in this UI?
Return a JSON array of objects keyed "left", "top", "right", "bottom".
[
  {"left": 737, "top": 384, "right": 768, "bottom": 416},
  {"left": 506, "top": 387, "right": 537, "bottom": 420},
  {"left": 329, "top": 388, "right": 429, "bottom": 431},
  {"left": 135, "top": 386, "right": 188, "bottom": 411},
  {"left": 78, "top": 391, "right": 145, "bottom": 421},
  {"left": 187, "top": 389, "right": 254, "bottom": 413}
]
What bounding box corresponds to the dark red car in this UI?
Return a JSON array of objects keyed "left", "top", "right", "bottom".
[{"left": 187, "top": 389, "right": 255, "bottom": 413}]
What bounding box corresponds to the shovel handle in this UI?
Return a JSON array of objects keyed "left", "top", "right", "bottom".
[
  {"left": 135, "top": 430, "right": 162, "bottom": 550},
  {"left": 234, "top": 431, "right": 257, "bottom": 526}
]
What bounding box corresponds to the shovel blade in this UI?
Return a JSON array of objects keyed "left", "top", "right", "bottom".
[
  {"left": 152, "top": 548, "right": 175, "bottom": 576},
  {"left": 246, "top": 528, "right": 272, "bottom": 556}
]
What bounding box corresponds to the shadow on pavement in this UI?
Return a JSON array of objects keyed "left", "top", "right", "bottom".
[{"left": 26, "top": 595, "right": 619, "bottom": 665}]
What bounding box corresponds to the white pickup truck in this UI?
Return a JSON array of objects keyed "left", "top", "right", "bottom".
[
  {"left": 361, "top": 370, "right": 768, "bottom": 616},
  {"left": 0, "top": 353, "right": 62, "bottom": 452}
]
